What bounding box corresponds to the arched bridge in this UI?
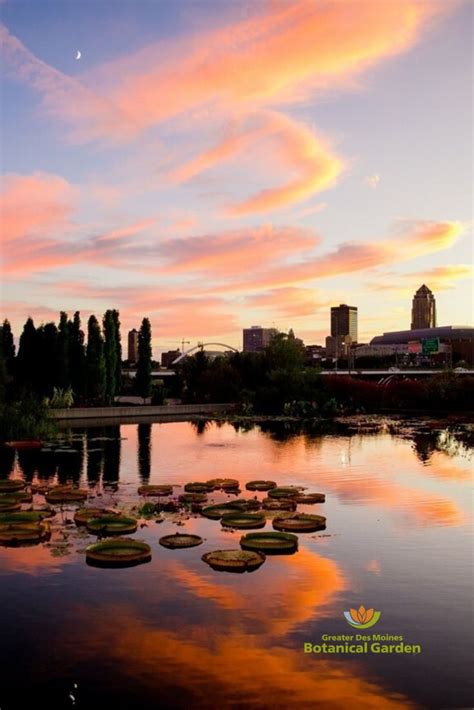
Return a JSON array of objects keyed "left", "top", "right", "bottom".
[{"left": 171, "top": 342, "right": 239, "bottom": 365}]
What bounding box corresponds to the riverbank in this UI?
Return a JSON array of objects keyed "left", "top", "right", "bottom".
[{"left": 49, "top": 402, "right": 233, "bottom": 423}]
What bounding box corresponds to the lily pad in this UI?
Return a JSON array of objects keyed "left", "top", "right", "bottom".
[
  {"left": 0, "top": 520, "right": 51, "bottom": 546},
  {"left": 220, "top": 512, "right": 266, "bottom": 529},
  {"left": 184, "top": 482, "right": 212, "bottom": 493},
  {"left": 268, "top": 486, "right": 302, "bottom": 499},
  {"left": 0, "top": 511, "right": 55, "bottom": 524},
  {"left": 202, "top": 549, "right": 265, "bottom": 573},
  {"left": 0, "top": 498, "right": 21, "bottom": 513},
  {"left": 262, "top": 498, "right": 297, "bottom": 511},
  {"left": 74, "top": 508, "right": 120, "bottom": 526},
  {"left": 240, "top": 531, "right": 298, "bottom": 555},
  {"left": 137, "top": 485, "right": 173, "bottom": 496},
  {"left": 86, "top": 515, "right": 138, "bottom": 536},
  {"left": 245, "top": 480, "right": 277, "bottom": 491},
  {"left": 45, "top": 487, "right": 88, "bottom": 504},
  {"left": 205, "top": 478, "right": 226, "bottom": 490},
  {"left": 220, "top": 478, "right": 240, "bottom": 491},
  {"left": 0, "top": 480, "right": 26, "bottom": 493},
  {"left": 273, "top": 513, "right": 326, "bottom": 533},
  {"left": 179, "top": 493, "right": 208, "bottom": 504},
  {"left": 1, "top": 490, "right": 33, "bottom": 503},
  {"left": 86, "top": 537, "right": 151, "bottom": 568},
  {"left": 294, "top": 493, "right": 325, "bottom": 504},
  {"left": 159, "top": 533, "right": 203, "bottom": 549}
]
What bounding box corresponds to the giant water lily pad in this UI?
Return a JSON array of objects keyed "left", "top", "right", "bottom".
[
  {"left": 0, "top": 520, "right": 51, "bottom": 546},
  {"left": 205, "top": 478, "right": 226, "bottom": 490},
  {"left": 0, "top": 480, "right": 25, "bottom": 493},
  {"left": 184, "top": 482, "right": 212, "bottom": 493},
  {"left": 0, "top": 498, "right": 21, "bottom": 513},
  {"left": 159, "top": 533, "right": 203, "bottom": 549},
  {"left": 262, "top": 498, "right": 297, "bottom": 511},
  {"left": 45, "top": 487, "right": 88, "bottom": 504},
  {"left": 220, "top": 512, "right": 266, "bottom": 529},
  {"left": 74, "top": 508, "right": 120, "bottom": 526},
  {"left": 179, "top": 493, "right": 208, "bottom": 504},
  {"left": 0, "top": 511, "right": 55, "bottom": 524},
  {"left": 202, "top": 549, "right": 265, "bottom": 573},
  {"left": 86, "top": 515, "right": 138, "bottom": 536},
  {"left": 220, "top": 478, "right": 240, "bottom": 491},
  {"left": 137, "top": 485, "right": 173, "bottom": 496},
  {"left": 294, "top": 493, "right": 325, "bottom": 504},
  {"left": 240, "top": 531, "right": 298, "bottom": 555},
  {"left": 86, "top": 537, "right": 151, "bottom": 568},
  {"left": 272, "top": 513, "right": 326, "bottom": 533},
  {"left": 245, "top": 480, "right": 277, "bottom": 491},
  {"left": 1, "top": 490, "right": 33, "bottom": 503},
  {"left": 201, "top": 504, "right": 237, "bottom": 520},
  {"left": 268, "top": 486, "right": 303, "bottom": 499}
]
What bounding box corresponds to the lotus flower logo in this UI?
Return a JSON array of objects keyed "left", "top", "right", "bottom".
[{"left": 343, "top": 605, "right": 381, "bottom": 629}]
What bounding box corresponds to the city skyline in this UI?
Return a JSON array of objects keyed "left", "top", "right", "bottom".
[{"left": 1, "top": 0, "right": 472, "bottom": 353}]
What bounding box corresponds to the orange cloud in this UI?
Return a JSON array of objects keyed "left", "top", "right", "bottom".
[
  {"left": 2, "top": 1, "right": 448, "bottom": 143},
  {"left": 0, "top": 172, "right": 75, "bottom": 244}
]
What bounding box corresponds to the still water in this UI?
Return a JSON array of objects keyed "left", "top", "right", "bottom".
[{"left": 0, "top": 419, "right": 473, "bottom": 709}]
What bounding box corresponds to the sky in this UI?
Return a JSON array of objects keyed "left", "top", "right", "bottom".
[{"left": 0, "top": 0, "right": 472, "bottom": 355}]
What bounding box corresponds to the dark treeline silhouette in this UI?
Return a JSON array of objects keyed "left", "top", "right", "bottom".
[
  {"left": 177, "top": 331, "right": 474, "bottom": 414},
  {"left": 0, "top": 311, "right": 151, "bottom": 405}
]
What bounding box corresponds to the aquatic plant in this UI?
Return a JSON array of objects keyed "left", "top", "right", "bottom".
[
  {"left": 85, "top": 537, "right": 152, "bottom": 568},
  {"left": 240, "top": 531, "right": 298, "bottom": 555},
  {"left": 159, "top": 533, "right": 203, "bottom": 549},
  {"left": 272, "top": 513, "right": 326, "bottom": 533},
  {"left": 201, "top": 549, "right": 265, "bottom": 573}
]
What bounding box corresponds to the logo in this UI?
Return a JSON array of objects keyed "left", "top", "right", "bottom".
[{"left": 343, "top": 605, "right": 381, "bottom": 629}]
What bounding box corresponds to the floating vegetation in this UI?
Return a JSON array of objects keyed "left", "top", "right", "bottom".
[
  {"left": 85, "top": 537, "right": 152, "bottom": 568},
  {"left": 2, "top": 490, "right": 33, "bottom": 503},
  {"left": 0, "top": 519, "right": 51, "bottom": 546},
  {"left": 179, "top": 493, "right": 208, "bottom": 504},
  {"left": 201, "top": 503, "right": 237, "bottom": 520},
  {"left": 86, "top": 514, "right": 138, "bottom": 536},
  {"left": 159, "top": 533, "right": 203, "bottom": 549},
  {"left": 184, "top": 482, "right": 212, "bottom": 493},
  {"left": 262, "top": 498, "right": 297, "bottom": 511},
  {"left": 294, "top": 493, "right": 325, "bottom": 504},
  {"left": 0, "top": 498, "right": 21, "bottom": 513},
  {"left": 220, "top": 478, "right": 240, "bottom": 491},
  {"left": 74, "top": 508, "right": 120, "bottom": 526},
  {"left": 205, "top": 478, "right": 226, "bottom": 490},
  {"left": 202, "top": 549, "right": 265, "bottom": 573},
  {"left": 240, "top": 531, "right": 298, "bottom": 555},
  {"left": 0, "top": 511, "right": 55, "bottom": 524},
  {"left": 245, "top": 480, "right": 277, "bottom": 491},
  {"left": 272, "top": 513, "right": 326, "bottom": 533},
  {"left": 137, "top": 485, "right": 173, "bottom": 497},
  {"left": 220, "top": 512, "right": 266, "bottom": 529},
  {"left": 45, "top": 487, "right": 88, "bottom": 504},
  {"left": 268, "top": 486, "right": 303, "bottom": 499},
  {"left": 0, "top": 480, "right": 26, "bottom": 493}
]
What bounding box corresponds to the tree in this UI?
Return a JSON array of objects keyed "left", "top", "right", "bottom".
[
  {"left": 57, "top": 311, "right": 70, "bottom": 389},
  {"left": 40, "top": 322, "right": 59, "bottom": 396},
  {"left": 112, "top": 309, "right": 122, "bottom": 395},
  {"left": 69, "top": 311, "right": 86, "bottom": 399},
  {"left": 16, "top": 317, "right": 38, "bottom": 392},
  {"left": 135, "top": 318, "right": 152, "bottom": 401},
  {"left": 103, "top": 310, "right": 118, "bottom": 403},
  {"left": 0, "top": 319, "right": 15, "bottom": 377},
  {"left": 86, "top": 315, "right": 106, "bottom": 403}
]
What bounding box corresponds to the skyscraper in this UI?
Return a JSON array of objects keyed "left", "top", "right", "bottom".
[
  {"left": 128, "top": 328, "right": 139, "bottom": 362},
  {"left": 243, "top": 326, "right": 278, "bottom": 352},
  {"left": 411, "top": 285, "right": 436, "bottom": 329},
  {"left": 330, "top": 304, "right": 358, "bottom": 343}
]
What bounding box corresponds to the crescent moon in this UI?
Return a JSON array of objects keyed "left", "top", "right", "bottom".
[{"left": 75, "top": 50, "right": 81, "bottom": 60}]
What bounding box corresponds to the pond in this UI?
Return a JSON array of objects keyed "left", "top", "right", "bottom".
[{"left": 0, "top": 418, "right": 473, "bottom": 709}]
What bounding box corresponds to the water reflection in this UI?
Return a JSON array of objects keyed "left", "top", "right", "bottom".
[{"left": 138, "top": 423, "right": 151, "bottom": 484}]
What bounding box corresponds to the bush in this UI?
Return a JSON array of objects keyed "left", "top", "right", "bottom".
[{"left": 0, "top": 397, "right": 57, "bottom": 441}]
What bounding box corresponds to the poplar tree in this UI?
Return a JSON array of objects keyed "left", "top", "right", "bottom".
[
  {"left": 136, "top": 318, "right": 152, "bottom": 401},
  {"left": 112, "top": 309, "right": 122, "bottom": 395},
  {"left": 86, "top": 315, "right": 106, "bottom": 403},
  {"left": 103, "top": 310, "right": 118, "bottom": 403},
  {"left": 0, "top": 319, "right": 15, "bottom": 377},
  {"left": 57, "top": 311, "right": 70, "bottom": 389},
  {"left": 17, "top": 317, "right": 38, "bottom": 392},
  {"left": 69, "top": 311, "right": 86, "bottom": 399}
]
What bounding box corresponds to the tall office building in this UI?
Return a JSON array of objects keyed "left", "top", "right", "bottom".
[
  {"left": 330, "top": 304, "right": 358, "bottom": 343},
  {"left": 411, "top": 285, "right": 436, "bottom": 329},
  {"left": 128, "top": 328, "right": 139, "bottom": 363},
  {"left": 243, "top": 326, "right": 278, "bottom": 352}
]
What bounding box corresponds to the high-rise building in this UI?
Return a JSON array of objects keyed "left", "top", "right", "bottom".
[
  {"left": 128, "top": 328, "right": 139, "bottom": 363},
  {"left": 243, "top": 326, "right": 278, "bottom": 352},
  {"left": 411, "top": 285, "right": 436, "bottom": 329},
  {"left": 330, "top": 304, "right": 358, "bottom": 343}
]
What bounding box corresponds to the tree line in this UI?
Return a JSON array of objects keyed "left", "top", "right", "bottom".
[{"left": 0, "top": 312, "right": 153, "bottom": 405}]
